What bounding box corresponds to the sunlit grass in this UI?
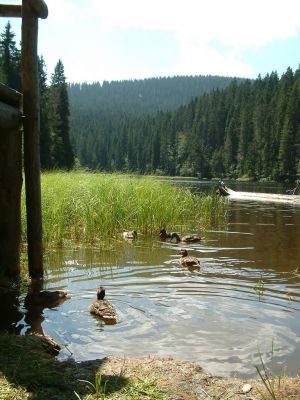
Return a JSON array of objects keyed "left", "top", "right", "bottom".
[{"left": 21, "top": 172, "right": 227, "bottom": 247}]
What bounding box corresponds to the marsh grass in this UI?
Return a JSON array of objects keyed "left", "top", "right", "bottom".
[
  {"left": 255, "top": 341, "right": 284, "bottom": 400},
  {"left": 21, "top": 172, "right": 226, "bottom": 247}
]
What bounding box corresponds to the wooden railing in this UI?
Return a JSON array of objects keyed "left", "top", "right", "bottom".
[{"left": 0, "top": 0, "right": 48, "bottom": 278}]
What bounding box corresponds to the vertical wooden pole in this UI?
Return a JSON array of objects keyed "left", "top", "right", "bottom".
[{"left": 21, "top": 0, "right": 43, "bottom": 278}]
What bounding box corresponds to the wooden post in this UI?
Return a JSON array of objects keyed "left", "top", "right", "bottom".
[
  {"left": 0, "top": 90, "right": 23, "bottom": 277},
  {"left": 21, "top": 0, "right": 43, "bottom": 278}
]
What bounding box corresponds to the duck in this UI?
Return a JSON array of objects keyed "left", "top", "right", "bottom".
[
  {"left": 159, "top": 228, "right": 181, "bottom": 243},
  {"left": 179, "top": 249, "right": 200, "bottom": 269},
  {"left": 25, "top": 290, "right": 70, "bottom": 307},
  {"left": 123, "top": 230, "right": 138, "bottom": 240},
  {"left": 181, "top": 234, "right": 201, "bottom": 243},
  {"left": 159, "top": 228, "right": 201, "bottom": 243},
  {"left": 90, "top": 286, "right": 117, "bottom": 324}
]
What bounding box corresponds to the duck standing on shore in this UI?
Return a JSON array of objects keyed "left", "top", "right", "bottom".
[
  {"left": 179, "top": 249, "right": 200, "bottom": 270},
  {"left": 90, "top": 286, "right": 117, "bottom": 324}
]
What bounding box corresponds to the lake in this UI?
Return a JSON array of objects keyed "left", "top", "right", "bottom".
[{"left": 5, "top": 180, "right": 300, "bottom": 378}]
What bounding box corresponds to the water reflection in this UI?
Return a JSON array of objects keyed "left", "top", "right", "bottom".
[{"left": 3, "top": 180, "right": 300, "bottom": 378}]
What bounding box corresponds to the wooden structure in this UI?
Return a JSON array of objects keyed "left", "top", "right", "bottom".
[{"left": 0, "top": 0, "right": 48, "bottom": 278}]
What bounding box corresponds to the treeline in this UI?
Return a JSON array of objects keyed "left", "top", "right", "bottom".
[
  {"left": 2, "top": 22, "right": 299, "bottom": 181},
  {"left": 0, "top": 22, "right": 74, "bottom": 169},
  {"left": 69, "top": 75, "right": 239, "bottom": 115},
  {"left": 71, "top": 68, "right": 300, "bottom": 181}
]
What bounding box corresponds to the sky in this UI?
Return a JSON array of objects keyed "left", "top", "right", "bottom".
[{"left": 1, "top": 0, "right": 300, "bottom": 83}]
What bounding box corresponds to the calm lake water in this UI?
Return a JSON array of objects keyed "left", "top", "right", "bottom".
[{"left": 3, "top": 180, "right": 300, "bottom": 378}]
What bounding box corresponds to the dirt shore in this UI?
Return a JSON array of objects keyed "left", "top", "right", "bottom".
[{"left": 73, "top": 355, "right": 300, "bottom": 399}]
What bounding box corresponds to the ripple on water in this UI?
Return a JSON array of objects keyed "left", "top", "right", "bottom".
[{"left": 16, "top": 194, "right": 300, "bottom": 378}]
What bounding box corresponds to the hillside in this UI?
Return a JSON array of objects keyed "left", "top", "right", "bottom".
[{"left": 68, "top": 75, "right": 239, "bottom": 115}]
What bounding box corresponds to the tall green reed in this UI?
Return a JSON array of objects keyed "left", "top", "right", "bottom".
[{"left": 21, "top": 172, "right": 227, "bottom": 247}]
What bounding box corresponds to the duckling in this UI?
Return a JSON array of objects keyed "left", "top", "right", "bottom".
[
  {"left": 159, "top": 228, "right": 181, "bottom": 243},
  {"left": 179, "top": 249, "right": 200, "bottom": 269},
  {"left": 123, "top": 230, "right": 138, "bottom": 240},
  {"left": 90, "top": 286, "right": 117, "bottom": 324},
  {"left": 25, "top": 290, "right": 70, "bottom": 307}
]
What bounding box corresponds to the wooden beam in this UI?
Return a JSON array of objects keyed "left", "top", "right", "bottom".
[
  {"left": 27, "top": 0, "right": 48, "bottom": 19},
  {"left": 0, "top": 102, "right": 23, "bottom": 130},
  {"left": 0, "top": 4, "right": 22, "bottom": 18},
  {"left": 21, "top": 0, "right": 43, "bottom": 278},
  {"left": 0, "top": 126, "right": 23, "bottom": 277},
  {"left": 0, "top": 83, "right": 22, "bottom": 109}
]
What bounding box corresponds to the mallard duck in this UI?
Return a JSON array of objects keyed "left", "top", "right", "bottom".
[
  {"left": 123, "top": 230, "right": 138, "bottom": 240},
  {"left": 25, "top": 290, "right": 70, "bottom": 307},
  {"left": 179, "top": 249, "right": 200, "bottom": 269},
  {"left": 181, "top": 234, "right": 201, "bottom": 243},
  {"left": 159, "top": 228, "right": 181, "bottom": 243},
  {"left": 159, "top": 228, "right": 201, "bottom": 243},
  {"left": 90, "top": 286, "right": 117, "bottom": 324},
  {"left": 35, "top": 333, "right": 62, "bottom": 355}
]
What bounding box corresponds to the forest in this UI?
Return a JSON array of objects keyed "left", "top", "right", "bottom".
[
  {"left": 1, "top": 22, "right": 300, "bottom": 181},
  {"left": 70, "top": 69, "right": 300, "bottom": 181}
]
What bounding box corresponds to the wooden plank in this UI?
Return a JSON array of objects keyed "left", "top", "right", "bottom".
[
  {"left": 0, "top": 4, "right": 22, "bottom": 18},
  {"left": 27, "top": 0, "right": 48, "bottom": 19},
  {"left": 0, "top": 101, "right": 23, "bottom": 130},
  {"left": 21, "top": 1, "right": 43, "bottom": 278},
  {"left": 0, "top": 83, "right": 22, "bottom": 108}
]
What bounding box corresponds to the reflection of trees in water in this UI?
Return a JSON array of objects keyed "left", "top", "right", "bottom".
[
  {"left": 0, "top": 285, "right": 23, "bottom": 334},
  {"left": 0, "top": 279, "right": 69, "bottom": 335}
]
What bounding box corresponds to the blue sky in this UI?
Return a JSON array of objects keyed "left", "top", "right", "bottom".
[{"left": 1, "top": 0, "right": 300, "bottom": 83}]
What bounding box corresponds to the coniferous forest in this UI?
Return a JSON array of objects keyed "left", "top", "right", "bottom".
[{"left": 1, "top": 22, "right": 300, "bottom": 181}]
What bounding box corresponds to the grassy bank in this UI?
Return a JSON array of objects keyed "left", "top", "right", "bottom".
[
  {"left": 1, "top": 333, "right": 299, "bottom": 400},
  {"left": 21, "top": 172, "right": 226, "bottom": 247}
]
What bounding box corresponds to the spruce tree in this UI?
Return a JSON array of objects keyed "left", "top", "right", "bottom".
[
  {"left": 49, "top": 60, "right": 74, "bottom": 169},
  {"left": 0, "top": 22, "right": 21, "bottom": 91}
]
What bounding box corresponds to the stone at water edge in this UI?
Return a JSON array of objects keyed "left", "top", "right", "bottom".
[{"left": 242, "top": 383, "right": 252, "bottom": 393}]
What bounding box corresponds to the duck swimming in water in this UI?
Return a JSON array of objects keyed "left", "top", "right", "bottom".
[
  {"left": 179, "top": 249, "right": 200, "bottom": 269},
  {"left": 159, "top": 228, "right": 181, "bottom": 242},
  {"left": 181, "top": 234, "right": 201, "bottom": 243},
  {"left": 123, "top": 230, "right": 138, "bottom": 240},
  {"left": 90, "top": 286, "right": 117, "bottom": 324},
  {"left": 25, "top": 290, "right": 70, "bottom": 307},
  {"left": 159, "top": 228, "right": 201, "bottom": 243}
]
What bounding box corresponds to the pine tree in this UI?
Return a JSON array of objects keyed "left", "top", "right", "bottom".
[
  {"left": 0, "top": 22, "right": 21, "bottom": 90},
  {"left": 38, "top": 56, "right": 52, "bottom": 169},
  {"left": 48, "top": 60, "right": 74, "bottom": 169}
]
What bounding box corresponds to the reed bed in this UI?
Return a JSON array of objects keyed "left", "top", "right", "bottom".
[{"left": 21, "top": 172, "right": 227, "bottom": 247}]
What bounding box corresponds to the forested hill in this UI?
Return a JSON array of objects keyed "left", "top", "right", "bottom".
[
  {"left": 71, "top": 67, "right": 300, "bottom": 181},
  {"left": 68, "top": 75, "right": 239, "bottom": 114}
]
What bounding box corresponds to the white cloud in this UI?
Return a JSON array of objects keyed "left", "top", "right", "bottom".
[{"left": 1, "top": 0, "right": 300, "bottom": 81}]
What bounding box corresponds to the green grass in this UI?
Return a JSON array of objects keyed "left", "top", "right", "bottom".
[
  {"left": 0, "top": 333, "right": 165, "bottom": 400},
  {"left": 21, "top": 172, "right": 227, "bottom": 247}
]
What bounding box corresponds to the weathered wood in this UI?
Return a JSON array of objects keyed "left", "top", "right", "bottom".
[
  {"left": 27, "top": 0, "right": 48, "bottom": 19},
  {"left": 0, "top": 83, "right": 22, "bottom": 108},
  {"left": 0, "top": 126, "right": 22, "bottom": 277},
  {"left": 0, "top": 101, "right": 23, "bottom": 130},
  {"left": 0, "top": 4, "right": 22, "bottom": 18},
  {"left": 21, "top": 1, "right": 43, "bottom": 278}
]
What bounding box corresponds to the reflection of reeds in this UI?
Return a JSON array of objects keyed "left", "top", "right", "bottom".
[
  {"left": 255, "top": 278, "right": 265, "bottom": 300},
  {"left": 21, "top": 172, "right": 226, "bottom": 247}
]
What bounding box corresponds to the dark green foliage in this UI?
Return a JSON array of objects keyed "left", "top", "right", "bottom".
[
  {"left": 0, "top": 21, "right": 21, "bottom": 91},
  {"left": 48, "top": 60, "right": 74, "bottom": 169},
  {"left": 70, "top": 68, "right": 300, "bottom": 181}
]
